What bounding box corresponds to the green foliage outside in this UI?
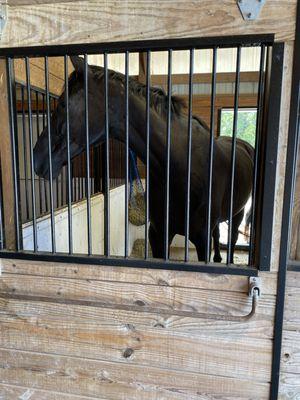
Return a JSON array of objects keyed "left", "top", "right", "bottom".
[{"left": 220, "top": 108, "right": 257, "bottom": 147}]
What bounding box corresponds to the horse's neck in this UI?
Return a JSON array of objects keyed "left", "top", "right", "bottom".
[
  {"left": 109, "top": 87, "right": 170, "bottom": 173},
  {"left": 107, "top": 79, "right": 209, "bottom": 180}
]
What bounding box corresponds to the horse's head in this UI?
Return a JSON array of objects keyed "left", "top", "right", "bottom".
[{"left": 33, "top": 56, "right": 106, "bottom": 179}]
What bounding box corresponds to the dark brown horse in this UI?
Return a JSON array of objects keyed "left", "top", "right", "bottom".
[{"left": 33, "top": 56, "right": 254, "bottom": 262}]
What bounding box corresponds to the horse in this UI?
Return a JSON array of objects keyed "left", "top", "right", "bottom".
[{"left": 33, "top": 56, "right": 254, "bottom": 263}]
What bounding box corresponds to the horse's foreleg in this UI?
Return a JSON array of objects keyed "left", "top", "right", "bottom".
[
  {"left": 149, "top": 223, "right": 174, "bottom": 259},
  {"left": 212, "top": 225, "right": 222, "bottom": 263},
  {"left": 192, "top": 230, "right": 207, "bottom": 262},
  {"left": 229, "top": 209, "right": 245, "bottom": 264}
]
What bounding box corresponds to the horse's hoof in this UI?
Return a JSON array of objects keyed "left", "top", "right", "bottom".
[{"left": 213, "top": 255, "right": 222, "bottom": 263}]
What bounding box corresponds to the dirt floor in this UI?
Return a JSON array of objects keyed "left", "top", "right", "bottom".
[{"left": 131, "top": 239, "right": 249, "bottom": 265}]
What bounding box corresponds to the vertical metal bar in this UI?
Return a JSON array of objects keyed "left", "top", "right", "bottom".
[
  {"left": 64, "top": 55, "right": 73, "bottom": 254},
  {"left": 104, "top": 52, "right": 110, "bottom": 256},
  {"left": 56, "top": 176, "right": 59, "bottom": 208},
  {"left": 7, "top": 57, "right": 21, "bottom": 251},
  {"left": 227, "top": 46, "right": 241, "bottom": 265},
  {"left": 84, "top": 54, "right": 92, "bottom": 255},
  {"left": 45, "top": 56, "right": 56, "bottom": 253},
  {"left": 0, "top": 164, "right": 4, "bottom": 250},
  {"left": 25, "top": 57, "right": 37, "bottom": 252},
  {"left": 52, "top": 97, "right": 59, "bottom": 210},
  {"left": 21, "top": 86, "right": 30, "bottom": 220},
  {"left": 61, "top": 167, "right": 64, "bottom": 207},
  {"left": 184, "top": 48, "right": 194, "bottom": 262},
  {"left": 145, "top": 50, "right": 151, "bottom": 259},
  {"left": 42, "top": 93, "right": 48, "bottom": 212},
  {"left": 124, "top": 51, "right": 129, "bottom": 258},
  {"left": 205, "top": 47, "right": 218, "bottom": 263},
  {"left": 35, "top": 90, "right": 43, "bottom": 215},
  {"left": 164, "top": 49, "right": 172, "bottom": 260},
  {"left": 248, "top": 44, "right": 266, "bottom": 266},
  {"left": 75, "top": 177, "right": 78, "bottom": 202}
]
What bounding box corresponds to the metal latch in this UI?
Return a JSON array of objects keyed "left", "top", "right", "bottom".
[
  {"left": 237, "top": 0, "right": 266, "bottom": 21},
  {"left": 0, "top": 3, "right": 7, "bottom": 39}
]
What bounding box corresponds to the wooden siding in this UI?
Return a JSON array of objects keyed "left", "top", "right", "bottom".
[
  {"left": 279, "top": 271, "right": 300, "bottom": 399},
  {"left": 0, "top": 1, "right": 297, "bottom": 49},
  {"left": 0, "top": 60, "right": 16, "bottom": 250},
  {"left": 0, "top": 1, "right": 297, "bottom": 399},
  {"left": 290, "top": 141, "right": 300, "bottom": 260},
  {"left": 0, "top": 258, "right": 276, "bottom": 399}
]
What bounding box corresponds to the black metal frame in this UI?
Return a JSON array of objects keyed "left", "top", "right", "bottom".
[
  {"left": 0, "top": 34, "right": 284, "bottom": 276},
  {"left": 0, "top": 34, "right": 274, "bottom": 58},
  {"left": 257, "top": 43, "right": 285, "bottom": 271},
  {"left": 270, "top": 1, "right": 300, "bottom": 397}
]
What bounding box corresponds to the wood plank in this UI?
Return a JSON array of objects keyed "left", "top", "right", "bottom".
[
  {"left": 0, "top": 0, "right": 297, "bottom": 48},
  {"left": 0, "top": 348, "right": 270, "bottom": 399},
  {"left": 0, "top": 297, "right": 273, "bottom": 339},
  {"left": 14, "top": 58, "right": 65, "bottom": 96},
  {"left": 0, "top": 383, "right": 101, "bottom": 400},
  {"left": 0, "top": 258, "right": 278, "bottom": 295},
  {"left": 285, "top": 270, "right": 300, "bottom": 288},
  {"left": 279, "top": 271, "right": 300, "bottom": 397},
  {"left": 280, "top": 287, "right": 300, "bottom": 332},
  {"left": 279, "top": 373, "right": 300, "bottom": 400},
  {"left": 151, "top": 71, "right": 260, "bottom": 85},
  {"left": 191, "top": 93, "right": 258, "bottom": 108},
  {"left": 0, "top": 60, "right": 16, "bottom": 250},
  {"left": 8, "top": 0, "right": 79, "bottom": 5},
  {"left": 0, "top": 274, "right": 276, "bottom": 319},
  {"left": 270, "top": 41, "right": 294, "bottom": 272},
  {"left": 290, "top": 141, "right": 300, "bottom": 260},
  {"left": 0, "top": 298, "right": 273, "bottom": 380},
  {"left": 281, "top": 330, "right": 300, "bottom": 375}
]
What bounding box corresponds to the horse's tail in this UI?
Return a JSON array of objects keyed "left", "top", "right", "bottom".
[{"left": 245, "top": 206, "right": 252, "bottom": 228}]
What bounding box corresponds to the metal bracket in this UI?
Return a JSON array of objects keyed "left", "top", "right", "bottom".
[
  {"left": 248, "top": 276, "right": 261, "bottom": 297},
  {"left": 0, "top": 3, "right": 7, "bottom": 39},
  {"left": 237, "top": 0, "right": 266, "bottom": 21}
]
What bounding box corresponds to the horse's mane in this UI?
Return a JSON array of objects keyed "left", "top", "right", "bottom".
[
  {"left": 90, "top": 64, "right": 187, "bottom": 118},
  {"left": 69, "top": 64, "right": 209, "bottom": 130}
]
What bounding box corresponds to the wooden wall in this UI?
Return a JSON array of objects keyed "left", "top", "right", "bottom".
[
  {"left": 0, "top": 1, "right": 298, "bottom": 399},
  {"left": 0, "top": 258, "right": 278, "bottom": 399},
  {"left": 279, "top": 137, "right": 300, "bottom": 399},
  {"left": 279, "top": 271, "right": 300, "bottom": 398}
]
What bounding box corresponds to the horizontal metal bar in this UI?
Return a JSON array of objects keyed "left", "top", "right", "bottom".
[
  {"left": 15, "top": 80, "right": 59, "bottom": 99},
  {"left": 0, "top": 34, "right": 274, "bottom": 58},
  {"left": 0, "top": 250, "right": 258, "bottom": 276},
  {"left": 4, "top": 284, "right": 259, "bottom": 321}
]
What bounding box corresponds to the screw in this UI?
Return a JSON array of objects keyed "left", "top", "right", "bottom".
[{"left": 247, "top": 12, "right": 252, "bottom": 18}]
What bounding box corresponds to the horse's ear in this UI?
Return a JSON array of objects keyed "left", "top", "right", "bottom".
[{"left": 70, "top": 56, "right": 85, "bottom": 74}]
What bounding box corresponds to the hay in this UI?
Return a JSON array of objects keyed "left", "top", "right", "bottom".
[{"left": 128, "top": 180, "right": 146, "bottom": 226}]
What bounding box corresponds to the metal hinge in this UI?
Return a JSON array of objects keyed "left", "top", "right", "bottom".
[
  {"left": 237, "top": 0, "right": 266, "bottom": 21},
  {"left": 248, "top": 276, "right": 261, "bottom": 297},
  {"left": 0, "top": 2, "right": 7, "bottom": 39}
]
